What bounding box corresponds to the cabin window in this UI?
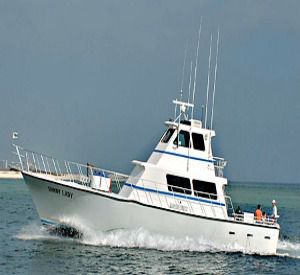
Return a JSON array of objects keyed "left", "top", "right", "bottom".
[
  {"left": 192, "top": 180, "right": 217, "bottom": 200},
  {"left": 166, "top": 174, "right": 192, "bottom": 195},
  {"left": 173, "top": 130, "right": 191, "bottom": 148},
  {"left": 161, "top": 128, "right": 175, "bottom": 143},
  {"left": 192, "top": 133, "right": 205, "bottom": 151}
]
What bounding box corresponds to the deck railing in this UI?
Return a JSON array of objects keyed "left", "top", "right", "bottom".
[
  {"left": 225, "top": 195, "right": 235, "bottom": 216},
  {"left": 233, "top": 213, "right": 278, "bottom": 226},
  {"left": 13, "top": 145, "right": 128, "bottom": 190},
  {"left": 213, "top": 157, "right": 227, "bottom": 177},
  {"left": 123, "top": 178, "right": 227, "bottom": 219}
]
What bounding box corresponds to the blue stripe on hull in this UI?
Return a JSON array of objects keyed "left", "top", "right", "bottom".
[{"left": 124, "top": 182, "right": 225, "bottom": 207}]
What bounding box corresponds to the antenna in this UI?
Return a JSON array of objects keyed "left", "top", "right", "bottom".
[
  {"left": 180, "top": 41, "right": 188, "bottom": 101},
  {"left": 210, "top": 28, "right": 220, "bottom": 130},
  {"left": 175, "top": 41, "right": 188, "bottom": 121},
  {"left": 204, "top": 34, "right": 213, "bottom": 129},
  {"left": 187, "top": 60, "right": 193, "bottom": 116},
  {"left": 191, "top": 17, "right": 203, "bottom": 119}
]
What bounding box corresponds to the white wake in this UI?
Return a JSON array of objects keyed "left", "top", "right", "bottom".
[
  {"left": 15, "top": 222, "right": 300, "bottom": 258},
  {"left": 277, "top": 239, "right": 300, "bottom": 259}
]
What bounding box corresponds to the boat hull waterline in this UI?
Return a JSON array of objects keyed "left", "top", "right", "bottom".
[{"left": 23, "top": 172, "right": 279, "bottom": 254}]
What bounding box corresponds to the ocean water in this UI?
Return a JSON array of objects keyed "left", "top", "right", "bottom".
[{"left": 1, "top": 179, "right": 300, "bottom": 274}]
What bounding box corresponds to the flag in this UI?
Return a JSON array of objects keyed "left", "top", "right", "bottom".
[{"left": 12, "top": 132, "right": 18, "bottom": 139}]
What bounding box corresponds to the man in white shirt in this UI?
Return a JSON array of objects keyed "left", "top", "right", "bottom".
[{"left": 272, "top": 199, "right": 279, "bottom": 219}]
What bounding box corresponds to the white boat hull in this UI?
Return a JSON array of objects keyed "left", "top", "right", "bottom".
[{"left": 23, "top": 172, "right": 279, "bottom": 254}]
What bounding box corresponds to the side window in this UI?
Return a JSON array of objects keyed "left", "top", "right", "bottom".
[
  {"left": 166, "top": 174, "right": 191, "bottom": 195},
  {"left": 161, "top": 128, "right": 175, "bottom": 143},
  {"left": 192, "top": 133, "right": 205, "bottom": 151},
  {"left": 192, "top": 180, "right": 217, "bottom": 200},
  {"left": 173, "top": 130, "right": 191, "bottom": 148}
]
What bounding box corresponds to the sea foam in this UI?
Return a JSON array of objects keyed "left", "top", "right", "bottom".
[
  {"left": 15, "top": 222, "right": 300, "bottom": 258},
  {"left": 277, "top": 239, "right": 300, "bottom": 259}
]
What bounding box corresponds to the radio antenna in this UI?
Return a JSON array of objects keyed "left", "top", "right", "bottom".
[{"left": 210, "top": 28, "right": 220, "bottom": 130}]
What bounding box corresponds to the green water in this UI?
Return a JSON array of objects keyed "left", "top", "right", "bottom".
[
  {"left": 227, "top": 181, "right": 299, "bottom": 209},
  {"left": 1, "top": 179, "right": 300, "bottom": 274}
]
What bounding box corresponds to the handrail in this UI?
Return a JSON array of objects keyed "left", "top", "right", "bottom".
[
  {"left": 13, "top": 145, "right": 129, "bottom": 187},
  {"left": 213, "top": 157, "right": 225, "bottom": 160},
  {"left": 233, "top": 213, "right": 278, "bottom": 226},
  {"left": 126, "top": 175, "right": 221, "bottom": 204},
  {"left": 213, "top": 157, "right": 227, "bottom": 177}
]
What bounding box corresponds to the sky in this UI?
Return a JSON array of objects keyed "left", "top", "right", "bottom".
[{"left": 0, "top": 0, "right": 300, "bottom": 183}]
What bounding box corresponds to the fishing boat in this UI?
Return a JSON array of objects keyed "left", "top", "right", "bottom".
[
  {"left": 14, "top": 27, "right": 280, "bottom": 254},
  {"left": 14, "top": 95, "right": 280, "bottom": 254}
]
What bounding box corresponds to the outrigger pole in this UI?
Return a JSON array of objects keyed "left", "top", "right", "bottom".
[
  {"left": 210, "top": 28, "right": 220, "bottom": 130},
  {"left": 204, "top": 34, "right": 213, "bottom": 129},
  {"left": 191, "top": 17, "right": 203, "bottom": 120},
  {"left": 187, "top": 60, "right": 193, "bottom": 113}
]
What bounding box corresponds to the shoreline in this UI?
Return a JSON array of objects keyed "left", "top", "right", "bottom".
[{"left": 0, "top": 169, "right": 23, "bottom": 179}]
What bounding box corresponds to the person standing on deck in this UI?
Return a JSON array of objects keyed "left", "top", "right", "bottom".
[
  {"left": 271, "top": 200, "right": 279, "bottom": 220},
  {"left": 255, "top": 204, "right": 263, "bottom": 222}
]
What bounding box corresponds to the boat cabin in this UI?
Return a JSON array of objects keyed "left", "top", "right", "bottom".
[{"left": 119, "top": 100, "right": 229, "bottom": 219}]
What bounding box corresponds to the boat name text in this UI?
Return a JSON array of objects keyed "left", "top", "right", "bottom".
[{"left": 48, "top": 186, "right": 73, "bottom": 199}]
